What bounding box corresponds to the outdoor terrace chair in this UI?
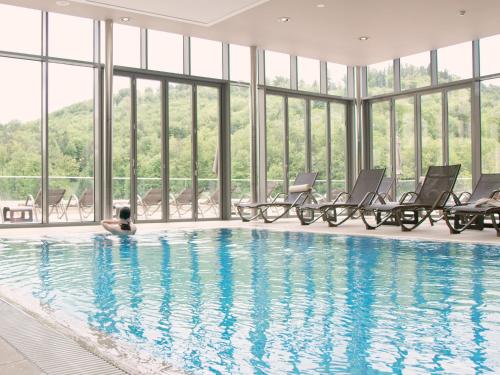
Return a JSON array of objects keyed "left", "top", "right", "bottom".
[
  {"left": 137, "top": 188, "right": 162, "bottom": 219},
  {"left": 443, "top": 173, "right": 500, "bottom": 236},
  {"left": 170, "top": 187, "right": 204, "bottom": 218},
  {"left": 200, "top": 185, "right": 237, "bottom": 216},
  {"left": 296, "top": 169, "right": 385, "bottom": 226},
  {"left": 65, "top": 188, "right": 94, "bottom": 221},
  {"left": 236, "top": 172, "right": 318, "bottom": 223},
  {"left": 23, "top": 188, "right": 67, "bottom": 222},
  {"left": 359, "top": 165, "right": 461, "bottom": 231}
]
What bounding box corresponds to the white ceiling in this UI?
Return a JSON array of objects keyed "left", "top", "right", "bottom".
[
  {"left": 71, "top": 0, "right": 271, "bottom": 26},
  {"left": 2, "top": 0, "right": 500, "bottom": 65}
]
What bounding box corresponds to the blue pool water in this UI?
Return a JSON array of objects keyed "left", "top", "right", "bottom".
[{"left": 0, "top": 229, "right": 499, "bottom": 374}]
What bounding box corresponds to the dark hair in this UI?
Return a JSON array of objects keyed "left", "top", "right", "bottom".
[{"left": 119, "top": 206, "right": 131, "bottom": 220}]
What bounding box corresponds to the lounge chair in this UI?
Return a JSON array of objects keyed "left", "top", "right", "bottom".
[
  {"left": 296, "top": 169, "right": 385, "bottom": 226},
  {"left": 443, "top": 173, "right": 500, "bottom": 235},
  {"left": 169, "top": 187, "right": 204, "bottom": 218},
  {"left": 201, "top": 185, "right": 237, "bottom": 216},
  {"left": 7, "top": 188, "right": 67, "bottom": 222},
  {"left": 359, "top": 165, "right": 461, "bottom": 231},
  {"left": 65, "top": 188, "right": 94, "bottom": 221},
  {"left": 236, "top": 172, "right": 318, "bottom": 223},
  {"left": 137, "top": 188, "right": 162, "bottom": 219}
]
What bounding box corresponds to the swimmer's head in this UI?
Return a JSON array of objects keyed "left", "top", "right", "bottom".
[{"left": 119, "top": 206, "right": 131, "bottom": 221}]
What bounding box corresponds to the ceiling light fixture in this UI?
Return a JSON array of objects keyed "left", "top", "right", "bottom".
[
  {"left": 458, "top": 9, "right": 466, "bottom": 16},
  {"left": 120, "top": 16, "right": 131, "bottom": 22},
  {"left": 359, "top": 36, "right": 369, "bottom": 41},
  {"left": 55, "top": 0, "right": 70, "bottom": 6},
  {"left": 278, "top": 17, "right": 290, "bottom": 22},
  {"left": 317, "top": 4, "right": 325, "bottom": 8}
]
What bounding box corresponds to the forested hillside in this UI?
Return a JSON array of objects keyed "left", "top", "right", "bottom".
[{"left": 0, "top": 67, "right": 499, "bottom": 203}]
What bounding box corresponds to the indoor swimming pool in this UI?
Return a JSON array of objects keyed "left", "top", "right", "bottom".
[{"left": 0, "top": 228, "right": 499, "bottom": 374}]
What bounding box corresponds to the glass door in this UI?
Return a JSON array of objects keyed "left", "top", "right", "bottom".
[
  {"left": 195, "top": 85, "right": 221, "bottom": 219},
  {"left": 136, "top": 78, "right": 163, "bottom": 221}
]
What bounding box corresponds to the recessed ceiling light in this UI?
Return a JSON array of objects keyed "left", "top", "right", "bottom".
[
  {"left": 359, "top": 36, "right": 369, "bottom": 41},
  {"left": 317, "top": 4, "right": 325, "bottom": 8},
  {"left": 55, "top": 0, "right": 70, "bottom": 6},
  {"left": 458, "top": 9, "right": 466, "bottom": 16},
  {"left": 278, "top": 17, "right": 290, "bottom": 23},
  {"left": 120, "top": 17, "right": 131, "bottom": 22}
]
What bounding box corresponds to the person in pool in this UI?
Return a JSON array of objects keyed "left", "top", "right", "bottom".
[{"left": 101, "top": 206, "right": 137, "bottom": 235}]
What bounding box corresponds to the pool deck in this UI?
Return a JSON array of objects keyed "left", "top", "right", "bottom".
[{"left": 0, "top": 217, "right": 498, "bottom": 374}]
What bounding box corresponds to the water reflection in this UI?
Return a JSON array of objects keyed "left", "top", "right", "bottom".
[
  {"left": 33, "top": 241, "right": 55, "bottom": 307},
  {"left": 89, "top": 235, "right": 118, "bottom": 334},
  {"left": 156, "top": 237, "right": 173, "bottom": 355},
  {"left": 217, "top": 228, "right": 236, "bottom": 372}
]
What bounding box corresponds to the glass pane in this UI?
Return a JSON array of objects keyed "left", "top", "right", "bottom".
[
  {"left": 367, "top": 60, "right": 393, "bottom": 96},
  {"left": 480, "top": 35, "right": 500, "bottom": 76},
  {"left": 480, "top": 79, "right": 500, "bottom": 173},
  {"left": 298, "top": 57, "right": 320, "bottom": 92},
  {"left": 49, "top": 13, "right": 93, "bottom": 61},
  {"left": 327, "top": 62, "right": 348, "bottom": 96},
  {"left": 438, "top": 42, "right": 472, "bottom": 83},
  {"left": 311, "top": 101, "right": 328, "bottom": 198},
  {"left": 0, "top": 58, "right": 41, "bottom": 224},
  {"left": 137, "top": 79, "right": 162, "bottom": 221},
  {"left": 420, "top": 93, "right": 443, "bottom": 174},
  {"left": 400, "top": 51, "right": 430, "bottom": 91},
  {"left": 448, "top": 88, "right": 472, "bottom": 192},
  {"left": 395, "top": 97, "right": 415, "bottom": 195},
  {"left": 371, "top": 101, "right": 391, "bottom": 175},
  {"left": 147, "top": 30, "right": 183, "bottom": 74},
  {"left": 113, "top": 24, "right": 140, "bottom": 67},
  {"left": 0, "top": 4, "right": 40, "bottom": 55},
  {"left": 190, "top": 37, "right": 222, "bottom": 79},
  {"left": 230, "top": 85, "right": 251, "bottom": 216},
  {"left": 288, "top": 98, "right": 307, "bottom": 188},
  {"left": 230, "top": 44, "right": 250, "bottom": 83},
  {"left": 169, "top": 83, "right": 193, "bottom": 219},
  {"left": 330, "top": 102, "right": 347, "bottom": 193},
  {"left": 112, "top": 76, "right": 131, "bottom": 210},
  {"left": 265, "top": 51, "right": 290, "bottom": 88},
  {"left": 266, "top": 95, "right": 285, "bottom": 193},
  {"left": 197, "top": 86, "right": 220, "bottom": 219},
  {"left": 48, "top": 64, "right": 94, "bottom": 223}
]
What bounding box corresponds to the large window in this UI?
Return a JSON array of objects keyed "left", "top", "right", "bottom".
[
  {"left": 49, "top": 13, "right": 93, "bottom": 61},
  {"left": 438, "top": 42, "right": 472, "bottom": 83},
  {"left": 136, "top": 79, "right": 162, "bottom": 221},
  {"left": 48, "top": 64, "right": 94, "bottom": 222},
  {"left": 230, "top": 44, "right": 250, "bottom": 83},
  {"left": 190, "top": 37, "right": 222, "bottom": 79},
  {"left": 266, "top": 95, "right": 285, "bottom": 192},
  {"left": 420, "top": 93, "right": 443, "bottom": 174},
  {"left": 400, "top": 52, "right": 430, "bottom": 91},
  {"left": 113, "top": 24, "right": 140, "bottom": 67},
  {"left": 265, "top": 51, "right": 290, "bottom": 88},
  {"left": 0, "top": 58, "right": 41, "bottom": 223},
  {"left": 230, "top": 85, "right": 251, "bottom": 215},
  {"left": 367, "top": 60, "right": 394, "bottom": 96},
  {"left": 311, "top": 101, "right": 328, "bottom": 196},
  {"left": 112, "top": 76, "right": 132, "bottom": 208},
  {"left": 480, "top": 34, "right": 500, "bottom": 76},
  {"left": 147, "top": 30, "right": 183, "bottom": 74},
  {"left": 395, "top": 97, "right": 416, "bottom": 194},
  {"left": 288, "top": 98, "right": 307, "bottom": 187},
  {"left": 480, "top": 79, "right": 500, "bottom": 173},
  {"left": 447, "top": 88, "right": 472, "bottom": 191},
  {"left": 371, "top": 101, "right": 391, "bottom": 174},
  {"left": 0, "top": 4, "right": 40, "bottom": 55},
  {"left": 297, "top": 57, "right": 320, "bottom": 92},
  {"left": 330, "top": 102, "right": 347, "bottom": 192},
  {"left": 327, "top": 62, "right": 348, "bottom": 97}
]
